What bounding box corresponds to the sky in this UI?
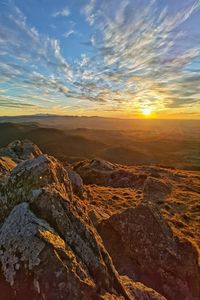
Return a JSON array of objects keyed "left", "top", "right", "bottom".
[{"left": 0, "top": 0, "right": 200, "bottom": 119}]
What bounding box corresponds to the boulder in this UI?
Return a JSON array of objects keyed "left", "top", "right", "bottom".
[
  {"left": 74, "top": 159, "right": 146, "bottom": 188},
  {"left": 0, "top": 140, "right": 42, "bottom": 162},
  {"left": 0, "top": 202, "right": 97, "bottom": 300},
  {"left": 0, "top": 155, "right": 73, "bottom": 223},
  {"left": 67, "top": 168, "right": 85, "bottom": 197},
  {"left": 97, "top": 204, "right": 200, "bottom": 300},
  {"left": 143, "top": 177, "right": 171, "bottom": 203},
  {"left": 0, "top": 154, "right": 132, "bottom": 299}
]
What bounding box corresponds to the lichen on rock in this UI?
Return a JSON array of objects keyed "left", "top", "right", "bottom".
[
  {"left": 0, "top": 154, "right": 73, "bottom": 223},
  {"left": 0, "top": 202, "right": 52, "bottom": 285}
]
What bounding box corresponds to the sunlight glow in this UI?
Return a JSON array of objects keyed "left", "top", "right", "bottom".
[{"left": 142, "top": 108, "right": 152, "bottom": 116}]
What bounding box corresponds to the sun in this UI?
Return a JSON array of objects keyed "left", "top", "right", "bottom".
[{"left": 142, "top": 108, "right": 152, "bottom": 116}]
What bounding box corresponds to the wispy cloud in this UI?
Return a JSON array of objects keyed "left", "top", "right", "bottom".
[
  {"left": 0, "top": 4, "right": 75, "bottom": 111},
  {"left": 79, "top": 0, "right": 200, "bottom": 114},
  {"left": 52, "top": 6, "right": 70, "bottom": 18},
  {"left": 63, "top": 30, "right": 75, "bottom": 38},
  {"left": 82, "top": 0, "right": 96, "bottom": 25},
  {"left": 1, "top": 0, "right": 200, "bottom": 116}
]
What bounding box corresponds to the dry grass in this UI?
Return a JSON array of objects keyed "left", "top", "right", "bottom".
[{"left": 83, "top": 166, "right": 200, "bottom": 251}]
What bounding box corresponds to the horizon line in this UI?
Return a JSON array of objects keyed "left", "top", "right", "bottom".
[{"left": 0, "top": 113, "right": 200, "bottom": 121}]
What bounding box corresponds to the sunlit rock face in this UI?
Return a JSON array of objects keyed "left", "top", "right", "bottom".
[
  {"left": 0, "top": 157, "right": 16, "bottom": 174},
  {"left": 0, "top": 140, "right": 199, "bottom": 300},
  {"left": 0, "top": 157, "right": 16, "bottom": 184}
]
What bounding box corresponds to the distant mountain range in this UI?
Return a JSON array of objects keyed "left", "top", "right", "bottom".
[
  {"left": 0, "top": 121, "right": 199, "bottom": 169},
  {"left": 1, "top": 114, "right": 199, "bottom": 131}
]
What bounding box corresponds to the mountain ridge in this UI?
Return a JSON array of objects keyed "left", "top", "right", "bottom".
[{"left": 0, "top": 122, "right": 199, "bottom": 170}]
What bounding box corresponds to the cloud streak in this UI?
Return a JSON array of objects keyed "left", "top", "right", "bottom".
[
  {"left": 80, "top": 0, "right": 200, "bottom": 113},
  {"left": 52, "top": 6, "right": 70, "bottom": 18},
  {"left": 0, "top": 0, "right": 200, "bottom": 117},
  {"left": 63, "top": 30, "right": 75, "bottom": 38}
]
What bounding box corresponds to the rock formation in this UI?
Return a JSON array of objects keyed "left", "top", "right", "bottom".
[
  {"left": 73, "top": 159, "right": 147, "bottom": 188},
  {"left": 142, "top": 176, "right": 171, "bottom": 202},
  {"left": 0, "top": 153, "right": 131, "bottom": 299},
  {"left": 0, "top": 140, "right": 42, "bottom": 163},
  {"left": 97, "top": 204, "right": 200, "bottom": 300},
  {"left": 66, "top": 167, "right": 85, "bottom": 197},
  {"left": 0, "top": 140, "right": 199, "bottom": 300}
]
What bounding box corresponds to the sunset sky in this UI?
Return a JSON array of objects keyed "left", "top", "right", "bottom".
[{"left": 0, "top": 0, "right": 200, "bottom": 118}]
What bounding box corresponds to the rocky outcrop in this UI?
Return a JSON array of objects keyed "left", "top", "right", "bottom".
[
  {"left": 0, "top": 155, "right": 72, "bottom": 223},
  {"left": 0, "top": 140, "right": 42, "bottom": 163},
  {"left": 0, "top": 154, "right": 129, "bottom": 299},
  {"left": 97, "top": 204, "right": 200, "bottom": 300},
  {"left": 74, "top": 159, "right": 147, "bottom": 188},
  {"left": 0, "top": 141, "right": 199, "bottom": 300},
  {"left": 0, "top": 202, "right": 98, "bottom": 300},
  {"left": 0, "top": 151, "right": 164, "bottom": 300}
]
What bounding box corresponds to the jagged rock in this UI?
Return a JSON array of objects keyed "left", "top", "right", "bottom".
[
  {"left": 67, "top": 168, "right": 85, "bottom": 197},
  {"left": 0, "top": 154, "right": 133, "bottom": 299},
  {"left": 143, "top": 177, "right": 171, "bottom": 202},
  {"left": 0, "top": 155, "right": 73, "bottom": 223},
  {"left": 74, "top": 159, "right": 146, "bottom": 188},
  {"left": 1, "top": 144, "right": 198, "bottom": 300},
  {"left": 0, "top": 202, "right": 97, "bottom": 299},
  {"left": 0, "top": 140, "right": 42, "bottom": 163},
  {"left": 97, "top": 204, "right": 200, "bottom": 300},
  {"left": 0, "top": 202, "right": 51, "bottom": 286}
]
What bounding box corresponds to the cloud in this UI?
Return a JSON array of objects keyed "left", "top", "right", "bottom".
[
  {"left": 1, "top": 0, "right": 200, "bottom": 115},
  {"left": 52, "top": 6, "right": 70, "bottom": 18},
  {"left": 0, "top": 4, "right": 77, "bottom": 111},
  {"left": 63, "top": 30, "right": 75, "bottom": 38},
  {"left": 83, "top": 0, "right": 96, "bottom": 25},
  {"left": 63, "top": 20, "right": 77, "bottom": 39},
  {"left": 0, "top": 97, "right": 40, "bottom": 109},
  {"left": 77, "top": 0, "right": 200, "bottom": 111}
]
